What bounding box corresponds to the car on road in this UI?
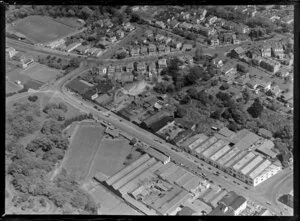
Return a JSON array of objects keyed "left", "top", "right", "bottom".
[
  {"left": 266, "top": 201, "right": 272, "bottom": 205},
  {"left": 244, "top": 186, "right": 249, "bottom": 190}
]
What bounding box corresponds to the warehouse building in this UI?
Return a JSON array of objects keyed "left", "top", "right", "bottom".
[
  {"left": 145, "top": 147, "right": 170, "bottom": 164},
  {"left": 194, "top": 136, "right": 219, "bottom": 157},
  {"left": 180, "top": 134, "right": 205, "bottom": 148},
  {"left": 238, "top": 155, "right": 264, "bottom": 180},
  {"left": 210, "top": 145, "right": 231, "bottom": 164},
  {"left": 188, "top": 134, "right": 209, "bottom": 150},
  {"left": 202, "top": 140, "right": 229, "bottom": 164},
  {"left": 230, "top": 152, "right": 256, "bottom": 176},
  {"left": 250, "top": 164, "right": 281, "bottom": 186}
]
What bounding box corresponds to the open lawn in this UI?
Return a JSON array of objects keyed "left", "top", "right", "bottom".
[
  {"left": 88, "top": 185, "right": 140, "bottom": 215},
  {"left": 20, "top": 63, "right": 62, "bottom": 83},
  {"left": 13, "top": 15, "right": 76, "bottom": 44},
  {"left": 54, "top": 17, "right": 83, "bottom": 28},
  {"left": 84, "top": 137, "right": 133, "bottom": 182},
  {"left": 6, "top": 81, "right": 22, "bottom": 94},
  {"left": 6, "top": 68, "right": 31, "bottom": 85},
  {"left": 62, "top": 124, "right": 106, "bottom": 182}
]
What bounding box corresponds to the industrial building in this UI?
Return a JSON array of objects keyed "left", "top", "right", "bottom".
[{"left": 97, "top": 154, "right": 213, "bottom": 215}]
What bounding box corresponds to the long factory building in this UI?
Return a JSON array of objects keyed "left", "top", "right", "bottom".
[
  {"left": 97, "top": 153, "right": 212, "bottom": 215},
  {"left": 181, "top": 127, "right": 281, "bottom": 186}
]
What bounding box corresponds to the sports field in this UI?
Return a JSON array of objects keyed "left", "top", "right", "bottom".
[
  {"left": 62, "top": 124, "right": 106, "bottom": 182},
  {"left": 6, "top": 81, "right": 22, "bottom": 94},
  {"left": 20, "top": 63, "right": 62, "bottom": 83},
  {"left": 84, "top": 138, "right": 133, "bottom": 182},
  {"left": 13, "top": 15, "right": 76, "bottom": 44}
]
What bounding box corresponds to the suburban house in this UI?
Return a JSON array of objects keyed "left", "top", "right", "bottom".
[
  {"left": 164, "top": 37, "right": 173, "bottom": 44},
  {"left": 6, "top": 47, "right": 18, "bottom": 58},
  {"left": 260, "top": 44, "right": 272, "bottom": 57},
  {"left": 198, "top": 8, "right": 207, "bottom": 21},
  {"left": 107, "top": 65, "right": 115, "bottom": 77},
  {"left": 260, "top": 58, "right": 281, "bottom": 73},
  {"left": 266, "top": 85, "right": 282, "bottom": 97},
  {"left": 21, "top": 57, "right": 34, "bottom": 69},
  {"left": 281, "top": 15, "right": 294, "bottom": 24},
  {"left": 158, "top": 58, "right": 168, "bottom": 69},
  {"left": 126, "top": 63, "right": 134, "bottom": 73},
  {"left": 148, "top": 44, "right": 157, "bottom": 55},
  {"left": 158, "top": 44, "right": 166, "bottom": 54},
  {"left": 75, "top": 45, "right": 90, "bottom": 54},
  {"left": 123, "top": 22, "right": 135, "bottom": 31},
  {"left": 235, "top": 24, "right": 250, "bottom": 34},
  {"left": 193, "top": 24, "right": 215, "bottom": 37},
  {"left": 246, "top": 78, "right": 269, "bottom": 90},
  {"left": 183, "top": 55, "right": 193, "bottom": 64},
  {"left": 181, "top": 43, "right": 193, "bottom": 51},
  {"left": 121, "top": 72, "right": 134, "bottom": 83},
  {"left": 271, "top": 42, "right": 284, "bottom": 59},
  {"left": 180, "top": 22, "right": 193, "bottom": 30},
  {"left": 148, "top": 61, "right": 157, "bottom": 73},
  {"left": 234, "top": 73, "right": 251, "bottom": 85},
  {"left": 252, "top": 55, "right": 263, "bottom": 65},
  {"left": 140, "top": 46, "right": 148, "bottom": 55},
  {"left": 165, "top": 45, "right": 170, "bottom": 53},
  {"left": 130, "top": 47, "right": 140, "bottom": 56},
  {"left": 104, "top": 19, "right": 113, "bottom": 28},
  {"left": 232, "top": 34, "right": 240, "bottom": 45},
  {"left": 145, "top": 30, "right": 153, "bottom": 38},
  {"left": 170, "top": 41, "right": 182, "bottom": 50},
  {"left": 220, "top": 63, "right": 237, "bottom": 75},
  {"left": 46, "top": 39, "right": 65, "bottom": 49},
  {"left": 116, "top": 29, "right": 124, "bottom": 39},
  {"left": 107, "top": 34, "right": 117, "bottom": 43},
  {"left": 65, "top": 42, "right": 82, "bottom": 53},
  {"left": 136, "top": 62, "right": 147, "bottom": 74},
  {"left": 155, "top": 34, "right": 165, "bottom": 42},
  {"left": 212, "top": 58, "right": 223, "bottom": 68},
  {"left": 98, "top": 66, "right": 107, "bottom": 75},
  {"left": 169, "top": 19, "right": 180, "bottom": 28},
  {"left": 210, "top": 36, "right": 220, "bottom": 46},
  {"left": 93, "top": 48, "right": 103, "bottom": 57},
  {"left": 219, "top": 32, "right": 234, "bottom": 45},
  {"left": 206, "top": 15, "right": 218, "bottom": 25},
  {"left": 155, "top": 21, "right": 166, "bottom": 29},
  {"left": 231, "top": 47, "right": 246, "bottom": 59},
  {"left": 115, "top": 65, "right": 123, "bottom": 73},
  {"left": 247, "top": 47, "right": 261, "bottom": 58}
]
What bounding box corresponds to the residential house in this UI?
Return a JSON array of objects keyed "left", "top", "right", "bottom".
[
  {"left": 6, "top": 47, "right": 18, "bottom": 58},
  {"left": 234, "top": 73, "right": 251, "bottom": 85},
  {"left": 75, "top": 45, "right": 89, "bottom": 54},
  {"left": 130, "top": 47, "right": 140, "bottom": 56},
  {"left": 169, "top": 19, "right": 180, "bottom": 29},
  {"left": 86, "top": 47, "right": 97, "bottom": 55},
  {"left": 148, "top": 61, "right": 157, "bottom": 73},
  {"left": 140, "top": 46, "right": 148, "bottom": 55},
  {"left": 260, "top": 44, "right": 272, "bottom": 57},
  {"left": 155, "top": 21, "right": 166, "bottom": 29},
  {"left": 65, "top": 42, "right": 82, "bottom": 53},
  {"left": 98, "top": 66, "right": 107, "bottom": 75},
  {"left": 158, "top": 44, "right": 166, "bottom": 54},
  {"left": 219, "top": 32, "right": 234, "bottom": 45},
  {"left": 266, "top": 85, "right": 282, "bottom": 97},
  {"left": 246, "top": 8, "right": 257, "bottom": 17},
  {"left": 136, "top": 62, "right": 147, "bottom": 74},
  {"left": 21, "top": 57, "right": 34, "bottom": 69},
  {"left": 235, "top": 24, "right": 250, "bottom": 34},
  {"left": 246, "top": 78, "right": 268, "bottom": 90},
  {"left": 210, "top": 36, "right": 220, "bottom": 46},
  {"left": 123, "top": 22, "right": 135, "bottom": 31},
  {"left": 126, "top": 63, "right": 134, "bottom": 73},
  {"left": 121, "top": 72, "right": 134, "bottom": 83},
  {"left": 107, "top": 32, "right": 117, "bottom": 43},
  {"left": 231, "top": 47, "right": 246, "bottom": 59},
  {"left": 107, "top": 65, "right": 115, "bottom": 78},
  {"left": 170, "top": 41, "right": 182, "bottom": 50},
  {"left": 180, "top": 22, "right": 193, "bottom": 30},
  {"left": 165, "top": 45, "right": 170, "bottom": 54},
  {"left": 281, "top": 16, "right": 294, "bottom": 24},
  {"left": 46, "top": 39, "right": 65, "bottom": 49},
  {"left": 97, "top": 39, "right": 110, "bottom": 48},
  {"left": 145, "top": 30, "right": 153, "bottom": 38},
  {"left": 93, "top": 48, "right": 103, "bottom": 57},
  {"left": 148, "top": 44, "right": 157, "bottom": 55},
  {"left": 271, "top": 42, "right": 284, "bottom": 59},
  {"left": 260, "top": 58, "right": 281, "bottom": 73},
  {"left": 206, "top": 15, "right": 218, "bottom": 25},
  {"left": 184, "top": 55, "right": 193, "bottom": 64},
  {"left": 218, "top": 192, "right": 247, "bottom": 216},
  {"left": 193, "top": 24, "right": 215, "bottom": 37},
  {"left": 232, "top": 34, "right": 240, "bottom": 45},
  {"left": 116, "top": 29, "right": 124, "bottom": 39},
  {"left": 158, "top": 58, "right": 168, "bottom": 69},
  {"left": 222, "top": 21, "right": 238, "bottom": 31},
  {"left": 181, "top": 43, "right": 193, "bottom": 51},
  {"left": 155, "top": 34, "right": 165, "bottom": 42},
  {"left": 220, "top": 63, "right": 237, "bottom": 76},
  {"left": 198, "top": 8, "right": 207, "bottom": 21},
  {"left": 115, "top": 65, "right": 123, "bottom": 73},
  {"left": 270, "top": 15, "right": 281, "bottom": 22},
  {"left": 212, "top": 58, "right": 223, "bottom": 68},
  {"left": 164, "top": 37, "right": 173, "bottom": 44},
  {"left": 104, "top": 19, "right": 113, "bottom": 28},
  {"left": 247, "top": 47, "right": 261, "bottom": 58}
]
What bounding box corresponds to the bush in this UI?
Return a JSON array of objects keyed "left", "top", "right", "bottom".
[{"left": 28, "top": 95, "right": 38, "bottom": 102}]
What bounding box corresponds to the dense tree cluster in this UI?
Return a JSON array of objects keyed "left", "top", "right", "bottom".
[
  {"left": 247, "top": 98, "right": 264, "bottom": 118},
  {"left": 61, "top": 113, "right": 94, "bottom": 129},
  {"left": 38, "top": 56, "right": 80, "bottom": 73}
]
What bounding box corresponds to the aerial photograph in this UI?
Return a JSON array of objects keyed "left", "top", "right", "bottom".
[{"left": 5, "top": 5, "right": 294, "bottom": 215}]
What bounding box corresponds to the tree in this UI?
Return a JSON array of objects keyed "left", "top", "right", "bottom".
[
  {"left": 154, "top": 82, "right": 167, "bottom": 94},
  {"left": 175, "top": 106, "right": 187, "bottom": 118},
  {"left": 242, "top": 88, "right": 251, "bottom": 104},
  {"left": 43, "top": 148, "right": 65, "bottom": 163},
  {"left": 180, "top": 95, "right": 191, "bottom": 105},
  {"left": 236, "top": 63, "right": 248, "bottom": 73},
  {"left": 210, "top": 108, "right": 223, "bottom": 119},
  {"left": 26, "top": 136, "right": 55, "bottom": 152},
  {"left": 186, "top": 88, "right": 198, "bottom": 99},
  {"left": 58, "top": 102, "right": 68, "bottom": 113},
  {"left": 48, "top": 134, "right": 69, "bottom": 150},
  {"left": 194, "top": 47, "right": 204, "bottom": 62},
  {"left": 219, "top": 83, "right": 230, "bottom": 90},
  {"left": 28, "top": 95, "right": 38, "bottom": 102},
  {"left": 166, "top": 84, "right": 175, "bottom": 93},
  {"left": 186, "top": 66, "right": 203, "bottom": 84},
  {"left": 247, "top": 98, "right": 264, "bottom": 118},
  {"left": 47, "top": 109, "right": 65, "bottom": 121},
  {"left": 41, "top": 120, "right": 62, "bottom": 135}
]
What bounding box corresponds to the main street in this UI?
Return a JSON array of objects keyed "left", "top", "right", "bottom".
[{"left": 44, "top": 68, "right": 291, "bottom": 216}]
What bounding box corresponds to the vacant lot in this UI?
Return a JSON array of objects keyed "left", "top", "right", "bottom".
[
  {"left": 6, "top": 81, "right": 22, "bottom": 94},
  {"left": 85, "top": 138, "right": 133, "bottom": 182},
  {"left": 62, "top": 124, "right": 106, "bottom": 182},
  {"left": 13, "top": 15, "right": 76, "bottom": 44},
  {"left": 20, "top": 63, "right": 62, "bottom": 83}
]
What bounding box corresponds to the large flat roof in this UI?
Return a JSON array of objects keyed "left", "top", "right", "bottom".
[
  {"left": 232, "top": 152, "right": 256, "bottom": 171},
  {"left": 240, "top": 155, "right": 263, "bottom": 175},
  {"left": 210, "top": 145, "right": 231, "bottom": 162},
  {"left": 248, "top": 159, "right": 272, "bottom": 179}
]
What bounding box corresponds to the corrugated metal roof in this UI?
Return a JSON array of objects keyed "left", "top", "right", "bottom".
[
  {"left": 182, "top": 176, "right": 202, "bottom": 191},
  {"left": 248, "top": 160, "right": 272, "bottom": 179},
  {"left": 224, "top": 151, "right": 248, "bottom": 168},
  {"left": 188, "top": 134, "right": 209, "bottom": 150},
  {"left": 165, "top": 167, "right": 186, "bottom": 184},
  {"left": 195, "top": 136, "right": 218, "bottom": 154},
  {"left": 175, "top": 172, "right": 194, "bottom": 187},
  {"left": 210, "top": 145, "right": 231, "bottom": 162},
  {"left": 218, "top": 127, "right": 236, "bottom": 138},
  {"left": 202, "top": 140, "right": 229, "bottom": 158},
  {"left": 151, "top": 186, "right": 181, "bottom": 209},
  {"left": 160, "top": 190, "right": 190, "bottom": 214},
  {"left": 106, "top": 154, "right": 150, "bottom": 185},
  {"left": 217, "top": 147, "right": 242, "bottom": 166},
  {"left": 232, "top": 152, "right": 256, "bottom": 171},
  {"left": 159, "top": 164, "right": 179, "bottom": 179},
  {"left": 240, "top": 155, "right": 263, "bottom": 175}
]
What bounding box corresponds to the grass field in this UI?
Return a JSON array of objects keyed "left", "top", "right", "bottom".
[
  {"left": 13, "top": 15, "right": 76, "bottom": 44},
  {"left": 6, "top": 81, "right": 22, "bottom": 94},
  {"left": 20, "top": 62, "right": 62, "bottom": 83},
  {"left": 54, "top": 17, "right": 83, "bottom": 28},
  {"left": 84, "top": 138, "right": 133, "bottom": 182},
  {"left": 62, "top": 124, "right": 106, "bottom": 182}
]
